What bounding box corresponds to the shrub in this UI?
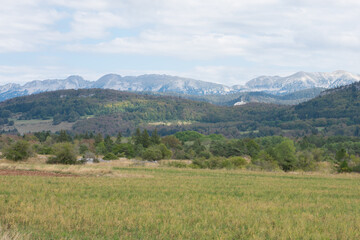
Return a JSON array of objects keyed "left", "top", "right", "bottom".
[
  {"left": 192, "top": 156, "right": 247, "bottom": 170},
  {"left": 33, "top": 144, "right": 52, "bottom": 155},
  {"left": 103, "top": 152, "right": 118, "bottom": 160},
  {"left": 47, "top": 143, "right": 77, "bottom": 164},
  {"left": 81, "top": 151, "right": 99, "bottom": 163},
  {"left": 338, "top": 160, "right": 352, "bottom": 173},
  {"left": 251, "top": 151, "right": 280, "bottom": 171},
  {"left": 79, "top": 144, "right": 89, "bottom": 154},
  {"left": 228, "top": 156, "right": 247, "bottom": 168},
  {"left": 142, "top": 147, "right": 163, "bottom": 161},
  {"left": 113, "top": 143, "right": 135, "bottom": 158},
  {"left": 166, "top": 161, "right": 188, "bottom": 168},
  {"left": 249, "top": 159, "right": 280, "bottom": 171},
  {"left": 158, "top": 144, "right": 172, "bottom": 159},
  {"left": 3, "top": 140, "right": 32, "bottom": 161},
  {"left": 95, "top": 142, "right": 107, "bottom": 155}
]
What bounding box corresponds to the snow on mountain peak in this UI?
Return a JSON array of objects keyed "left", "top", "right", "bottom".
[{"left": 0, "top": 71, "right": 359, "bottom": 101}]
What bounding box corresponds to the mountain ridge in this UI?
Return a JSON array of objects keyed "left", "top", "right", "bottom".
[{"left": 0, "top": 70, "right": 359, "bottom": 102}]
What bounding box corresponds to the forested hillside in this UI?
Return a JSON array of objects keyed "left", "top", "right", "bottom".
[{"left": 0, "top": 82, "right": 359, "bottom": 138}]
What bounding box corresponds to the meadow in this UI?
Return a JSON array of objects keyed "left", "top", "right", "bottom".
[{"left": 1, "top": 161, "right": 360, "bottom": 239}]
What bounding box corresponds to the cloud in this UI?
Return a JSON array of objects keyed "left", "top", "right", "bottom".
[{"left": 0, "top": 0, "right": 359, "bottom": 84}]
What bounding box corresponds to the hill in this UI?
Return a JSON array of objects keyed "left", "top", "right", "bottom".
[
  {"left": 0, "top": 83, "right": 359, "bottom": 137},
  {"left": 295, "top": 82, "right": 360, "bottom": 119}
]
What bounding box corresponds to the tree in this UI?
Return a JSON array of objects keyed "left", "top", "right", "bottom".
[
  {"left": 162, "top": 135, "right": 181, "bottom": 149},
  {"left": 273, "top": 139, "right": 297, "bottom": 171},
  {"left": 335, "top": 148, "right": 348, "bottom": 162},
  {"left": 142, "top": 146, "right": 163, "bottom": 161},
  {"left": 47, "top": 143, "right": 77, "bottom": 164},
  {"left": 245, "top": 139, "right": 260, "bottom": 157},
  {"left": 158, "top": 144, "right": 172, "bottom": 159},
  {"left": 104, "top": 135, "right": 113, "bottom": 152},
  {"left": 103, "top": 152, "right": 118, "bottom": 160},
  {"left": 191, "top": 139, "right": 205, "bottom": 154},
  {"left": 141, "top": 129, "right": 150, "bottom": 148},
  {"left": 150, "top": 128, "right": 161, "bottom": 145},
  {"left": 133, "top": 128, "right": 142, "bottom": 145},
  {"left": 58, "top": 130, "right": 72, "bottom": 142},
  {"left": 115, "top": 132, "right": 122, "bottom": 144},
  {"left": 94, "top": 133, "right": 103, "bottom": 146},
  {"left": 3, "top": 140, "right": 32, "bottom": 161},
  {"left": 338, "top": 160, "right": 351, "bottom": 173}
]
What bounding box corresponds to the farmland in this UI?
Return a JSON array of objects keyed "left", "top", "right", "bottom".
[{"left": 1, "top": 161, "right": 360, "bottom": 239}]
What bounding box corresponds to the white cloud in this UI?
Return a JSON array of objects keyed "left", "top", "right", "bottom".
[
  {"left": 0, "top": 0, "right": 359, "bottom": 84},
  {"left": 0, "top": 65, "right": 102, "bottom": 85}
]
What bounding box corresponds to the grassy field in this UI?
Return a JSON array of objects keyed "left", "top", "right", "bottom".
[
  {"left": 1, "top": 119, "right": 75, "bottom": 134},
  {"left": 1, "top": 161, "right": 360, "bottom": 239}
]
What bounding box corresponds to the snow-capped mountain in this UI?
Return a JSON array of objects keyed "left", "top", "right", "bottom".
[
  {"left": 0, "top": 76, "right": 92, "bottom": 101},
  {"left": 236, "top": 70, "right": 360, "bottom": 94},
  {"left": 93, "top": 74, "right": 231, "bottom": 95},
  {"left": 0, "top": 70, "right": 359, "bottom": 102}
]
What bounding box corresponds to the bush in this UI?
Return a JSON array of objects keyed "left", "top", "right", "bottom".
[
  {"left": 296, "top": 151, "right": 318, "bottom": 172},
  {"left": 47, "top": 143, "right": 77, "bottom": 164},
  {"left": 33, "top": 144, "right": 52, "bottom": 155},
  {"left": 79, "top": 144, "right": 89, "bottom": 154},
  {"left": 251, "top": 151, "right": 280, "bottom": 171},
  {"left": 103, "top": 152, "right": 118, "bottom": 160},
  {"left": 141, "top": 144, "right": 172, "bottom": 161},
  {"left": 165, "top": 161, "right": 188, "bottom": 168},
  {"left": 158, "top": 144, "right": 172, "bottom": 159},
  {"left": 81, "top": 151, "right": 99, "bottom": 163},
  {"left": 249, "top": 159, "right": 280, "bottom": 171},
  {"left": 142, "top": 147, "right": 163, "bottom": 161},
  {"left": 338, "top": 160, "right": 352, "bottom": 173},
  {"left": 113, "top": 143, "right": 135, "bottom": 158},
  {"left": 3, "top": 140, "right": 32, "bottom": 161},
  {"left": 192, "top": 156, "right": 247, "bottom": 169},
  {"left": 227, "top": 156, "right": 247, "bottom": 168}
]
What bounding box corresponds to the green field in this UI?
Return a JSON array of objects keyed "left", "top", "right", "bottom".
[{"left": 1, "top": 166, "right": 360, "bottom": 239}]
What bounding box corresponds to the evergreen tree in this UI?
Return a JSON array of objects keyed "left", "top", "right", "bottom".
[
  {"left": 150, "top": 128, "right": 161, "bottom": 145},
  {"left": 116, "top": 132, "right": 122, "bottom": 144},
  {"left": 134, "top": 128, "right": 142, "bottom": 145},
  {"left": 58, "top": 130, "right": 71, "bottom": 142},
  {"left": 142, "top": 129, "right": 150, "bottom": 148},
  {"left": 104, "top": 135, "right": 114, "bottom": 152},
  {"left": 94, "top": 133, "right": 103, "bottom": 146}
]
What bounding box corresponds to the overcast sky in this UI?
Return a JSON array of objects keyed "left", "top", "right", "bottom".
[{"left": 0, "top": 0, "right": 359, "bottom": 85}]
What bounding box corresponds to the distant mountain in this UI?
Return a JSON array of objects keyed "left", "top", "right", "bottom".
[
  {"left": 238, "top": 70, "right": 360, "bottom": 94},
  {"left": 92, "top": 74, "right": 231, "bottom": 95},
  {"left": 0, "top": 70, "right": 359, "bottom": 103},
  {"left": 0, "top": 76, "right": 91, "bottom": 101}
]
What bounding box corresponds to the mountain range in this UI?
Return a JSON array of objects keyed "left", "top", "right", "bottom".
[{"left": 0, "top": 70, "right": 359, "bottom": 102}]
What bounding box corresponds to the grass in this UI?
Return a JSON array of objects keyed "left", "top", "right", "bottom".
[
  {"left": 10, "top": 119, "right": 75, "bottom": 134},
  {"left": 1, "top": 162, "right": 360, "bottom": 239}
]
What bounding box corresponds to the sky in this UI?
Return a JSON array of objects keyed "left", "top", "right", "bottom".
[{"left": 0, "top": 0, "right": 359, "bottom": 86}]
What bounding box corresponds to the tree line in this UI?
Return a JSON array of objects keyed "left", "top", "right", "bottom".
[{"left": 2, "top": 129, "right": 360, "bottom": 173}]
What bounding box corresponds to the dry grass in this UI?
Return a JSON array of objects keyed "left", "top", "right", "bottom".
[
  {"left": 1, "top": 167, "right": 360, "bottom": 239},
  {"left": 0, "top": 226, "right": 29, "bottom": 240},
  {"left": 0, "top": 157, "right": 156, "bottom": 178},
  {"left": 3, "top": 119, "right": 75, "bottom": 134},
  {"left": 1, "top": 158, "right": 360, "bottom": 239}
]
